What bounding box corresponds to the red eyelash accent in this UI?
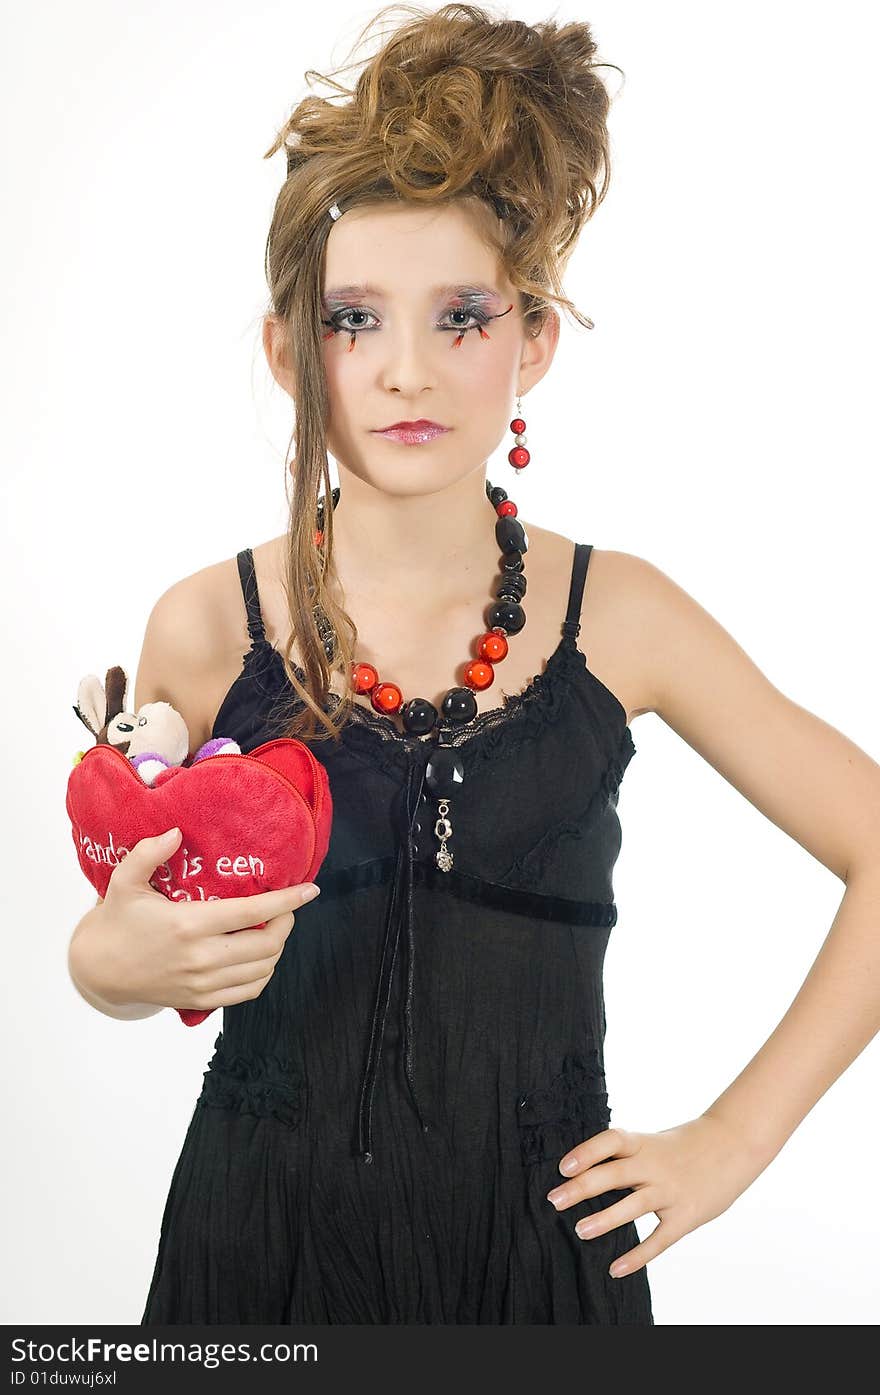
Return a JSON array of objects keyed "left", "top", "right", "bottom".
[
  {"left": 452, "top": 303, "right": 513, "bottom": 347},
  {"left": 453, "top": 324, "right": 492, "bottom": 349}
]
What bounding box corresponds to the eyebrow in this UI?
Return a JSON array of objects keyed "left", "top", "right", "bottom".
[{"left": 321, "top": 281, "right": 502, "bottom": 303}]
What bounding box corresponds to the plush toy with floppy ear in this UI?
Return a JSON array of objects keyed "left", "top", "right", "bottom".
[
  {"left": 71, "top": 664, "right": 241, "bottom": 784},
  {"left": 67, "top": 663, "right": 333, "bottom": 1026}
]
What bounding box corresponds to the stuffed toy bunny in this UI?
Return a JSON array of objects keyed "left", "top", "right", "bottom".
[
  {"left": 72, "top": 664, "right": 240, "bottom": 785},
  {"left": 67, "top": 662, "right": 333, "bottom": 1026}
]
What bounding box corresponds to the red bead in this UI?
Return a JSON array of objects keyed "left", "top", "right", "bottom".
[
  {"left": 479, "top": 630, "right": 509, "bottom": 662},
  {"left": 314, "top": 529, "right": 324, "bottom": 546},
  {"left": 464, "top": 659, "right": 494, "bottom": 691},
  {"left": 508, "top": 446, "right": 530, "bottom": 468},
  {"left": 371, "top": 681, "right": 403, "bottom": 715},
  {"left": 509, "top": 417, "right": 526, "bottom": 434},
  {"left": 352, "top": 662, "right": 378, "bottom": 694},
  {"left": 497, "top": 499, "right": 518, "bottom": 517}
]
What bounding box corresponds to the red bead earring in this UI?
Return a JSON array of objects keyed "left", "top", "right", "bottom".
[{"left": 508, "top": 394, "right": 530, "bottom": 471}]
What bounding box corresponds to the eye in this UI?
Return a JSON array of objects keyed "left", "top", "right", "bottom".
[
  {"left": 440, "top": 305, "right": 492, "bottom": 332},
  {"left": 321, "top": 307, "right": 379, "bottom": 334}
]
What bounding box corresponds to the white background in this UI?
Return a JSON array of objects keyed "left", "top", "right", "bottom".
[{"left": 2, "top": 0, "right": 878, "bottom": 1326}]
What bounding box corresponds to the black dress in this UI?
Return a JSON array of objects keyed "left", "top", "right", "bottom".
[{"left": 140, "top": 540, "right": 654, "bottom": 1325}]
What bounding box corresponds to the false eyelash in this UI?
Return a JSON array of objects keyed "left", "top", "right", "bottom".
[{"left": 320, "top": 303, "right": 514, "bottom": 350}]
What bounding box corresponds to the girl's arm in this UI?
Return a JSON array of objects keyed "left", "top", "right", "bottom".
[
  {"left": 631, "top": 552, "right": 880, "bottom": 1165},
  {"left": 547, "top": 552, "right": 879, "bottom": 1280},
  {"left": 68, "top": 899, "right": 164, "bottom": 1021}
]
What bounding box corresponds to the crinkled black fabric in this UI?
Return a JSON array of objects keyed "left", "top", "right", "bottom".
[{"left": 140, "top": 544, "right": 654, "bottom": 1325}]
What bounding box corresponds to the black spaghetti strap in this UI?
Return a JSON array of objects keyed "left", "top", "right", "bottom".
[
  {"left": 561, "top": 541, "right": 593, "bottom": 640},
  {"left": 235, "top": 547, "right": 267, "bottom": 646}
]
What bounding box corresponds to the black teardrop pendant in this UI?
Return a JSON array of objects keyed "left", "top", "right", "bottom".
[
  {"left": 424, "top": 744, "right": 465, "bottom": 872},
  {"left": 424, "top": 745, "right": 465, "bottom": 799}
]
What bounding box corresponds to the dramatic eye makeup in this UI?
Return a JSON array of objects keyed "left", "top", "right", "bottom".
[{"left": 320, "top": 282, "right": 514, "bottom": 351}]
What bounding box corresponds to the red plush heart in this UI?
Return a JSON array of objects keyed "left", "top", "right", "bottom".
[{"left": 66, "top": 739, "right": 332, "bottom": 1026}]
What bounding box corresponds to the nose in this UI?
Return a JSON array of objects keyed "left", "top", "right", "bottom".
[{"left": 379, "top": 319, "right": 437, "bottom": 398}]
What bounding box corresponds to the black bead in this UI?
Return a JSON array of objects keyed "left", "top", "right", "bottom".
[
  {"left": 440, "top": 686, "right": 478, "bottom": 723},
  {"left": 487, "top": 599, "right": 526, "bottom": 634},
  {"left": 425, "top": 744, "right": 466, "bottom": 797},
  {"left": 495, "top": 515, "right": 528, "bottom": 555},
  {"left": 500, "top": 552, "right": 524, "bottom": 573},
  {"left": 489, "top": 485, "right": 508, "bottom": 507},
  {"left": 401, "top": 696, "right": 438, "bottom": 735},
  {"left": 498, "top": 572, "right": 527, "bottom": 600}
]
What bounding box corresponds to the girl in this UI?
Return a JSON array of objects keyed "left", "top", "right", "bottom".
[{"left": 68, "top": 4, "right": 880, "bottom": 1325}]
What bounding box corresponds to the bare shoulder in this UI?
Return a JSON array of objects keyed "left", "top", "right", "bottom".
[
  {"left": 528, "top": 529, "right": 740, "bottom": 727},
  {"left": 133, "top": 552, "right": 252, "bottom": 754},
  {"left": 531, "top": 528, "right": 663, "bottom": 726},
  {"left": 575, "top": 543, "right": 733, "bottom": 725}
]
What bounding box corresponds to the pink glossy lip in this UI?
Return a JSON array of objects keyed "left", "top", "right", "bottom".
[{"left": 372, "top": 419, "right": 451, "bottom": 445}]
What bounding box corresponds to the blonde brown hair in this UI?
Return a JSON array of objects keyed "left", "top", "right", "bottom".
[{"left": 261, "top": 2, "right": 622, "bottom": 743}]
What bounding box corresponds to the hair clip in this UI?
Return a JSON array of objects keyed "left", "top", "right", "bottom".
[{"left": 328, "top": 202, "right": 343, "bottom": 221}]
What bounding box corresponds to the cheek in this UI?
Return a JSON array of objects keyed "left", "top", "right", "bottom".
[
  {"left": 450, "top": 341, "right": 515, "bottom": 403},
  {"left": 322, "top": 351, "right": 366, "bottom": 422}
]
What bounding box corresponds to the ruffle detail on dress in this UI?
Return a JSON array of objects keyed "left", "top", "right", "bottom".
[
  {"left": 216, "top": 635, "right": 634, "bottom": 785},
  {"left": 515, "top": 1049, "right": 610, "bottom": 1165},
  {"left": 249, "top": 634, "right": 591, "bottom": 774},
  {"left": 197, "top": 1032, "right": 306, "bottom": 1129}
]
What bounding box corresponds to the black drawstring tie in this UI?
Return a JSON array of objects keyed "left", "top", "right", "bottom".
[{"left": 356, "top": 744, "right": 431, "bottom": 1163}]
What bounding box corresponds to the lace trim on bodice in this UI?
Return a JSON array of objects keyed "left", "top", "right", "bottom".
[{"left": 232, "top": 631, "right": 634, "bottom": 777}]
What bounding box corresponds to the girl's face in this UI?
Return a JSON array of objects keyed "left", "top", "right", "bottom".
[{"left": 318, "top": 199, "right": 558, "bottom": 498}]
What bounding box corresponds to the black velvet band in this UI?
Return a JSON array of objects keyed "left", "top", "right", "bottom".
[{"left": 313, "top": 855, "right": 617, "bottom": 928}]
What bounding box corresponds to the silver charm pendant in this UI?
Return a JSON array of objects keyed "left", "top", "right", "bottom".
[{"left": 434, "top": 797, "right": 454, "bottom": 872}]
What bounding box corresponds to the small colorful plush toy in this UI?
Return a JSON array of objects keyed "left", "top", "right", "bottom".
[{"left": 67, "top": 664, "right": 333, "bottom": 1026}]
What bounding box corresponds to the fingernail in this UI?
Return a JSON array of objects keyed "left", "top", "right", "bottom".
[
  {"left": 301, "top": 884, "right": 321, "bottom": 901},
  {"left": 559, "top": 1157, "right": 578, "bottom": 1176},
  {"left": 609, "top": 1260, "right": 629, "bottom": 1278}
]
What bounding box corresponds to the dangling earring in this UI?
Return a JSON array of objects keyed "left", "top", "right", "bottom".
[{"left": 508, "top": 394, "right": 530, "bottom": 472}]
